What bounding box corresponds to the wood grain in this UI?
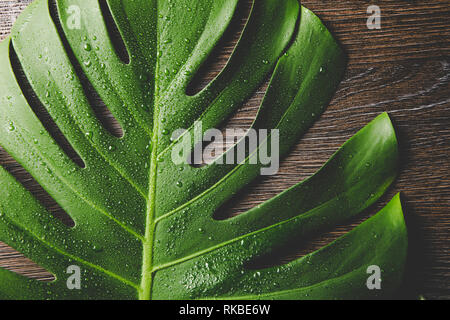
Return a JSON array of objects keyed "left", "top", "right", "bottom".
[{"left": 0, "top": 0, "right": 449, "bottom": 299}]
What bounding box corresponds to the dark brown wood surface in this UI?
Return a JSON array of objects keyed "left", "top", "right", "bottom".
[{"left": 0, "top": 0, "right": 449, "bottom": 299}]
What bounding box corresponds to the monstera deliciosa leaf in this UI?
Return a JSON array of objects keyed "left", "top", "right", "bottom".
[{"left": 0, "top": 0, "right": 407, "bottom": 300}]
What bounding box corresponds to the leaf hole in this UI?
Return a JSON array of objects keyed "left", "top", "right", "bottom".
[
  {"left": 0, "top": 242, "right": 54, "bottom": 282},
  {"left": 9, "top": 43, "right": 85, "bottom": 169},
  {"left": 212, "top": 160, "right": 325, "bottom": 221},
  {"left": 0, "top": 147, "right": 75, "bottom": 228},
  {"left": 188, "top": 74, "right": 270, "bottom": 168},
  {"left": 213, "top": 119, "right": 342, "bottom": 220},
  {"left": 244, "top": 213, "right": 370, "bottom": 270},
  {"left": 185, "top": 0, "right": 252, "bottom": 96},
  {"left": 49, "top": 0, "right": 124, "bottom": 138},
  {"left": 98, "top": 0, "right": 130, "bottom": 64}
]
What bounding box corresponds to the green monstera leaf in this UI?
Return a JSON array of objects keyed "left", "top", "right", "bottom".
[{"left": 0, "top": 0, "right": 407, "bottom": 300}]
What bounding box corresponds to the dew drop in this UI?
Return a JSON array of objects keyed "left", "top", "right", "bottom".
[{"left": 92, "top": 245, "right": 103, "bottom": 252}]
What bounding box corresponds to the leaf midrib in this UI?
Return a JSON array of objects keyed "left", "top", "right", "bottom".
[
  {"left": 137, "top": 1, "right": 228, "bottom": 300},
  {"left": 139, "top": 1, "right": 161, "bottom": 300},
  {"left": 139, "top": 108, "right": 160, "bottom": 300}
]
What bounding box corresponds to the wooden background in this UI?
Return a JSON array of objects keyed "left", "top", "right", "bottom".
[{"left": 0, "top": 0, "right": 449, "bottom": 299}]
